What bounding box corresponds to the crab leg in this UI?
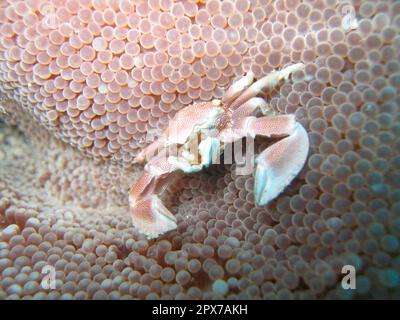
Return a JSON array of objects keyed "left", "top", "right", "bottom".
[
  {"left": 248, "top": 114, "right": 297, "bottom": 138},
  {"left": 217, "top": 97, "right": 269, "bottom": 143},
  {"left": 247, "top": 115, "right": 309, "bottom": 206},
  {"left": 222, "top": 71, "right": 255, "bottom": 105},
  {"left": 229, "top": 63, "right": 304, "bottom": 110},
  {"left": 231, "top": 97, "right": 269, "bottom": 121},
  {"left": 129, "top": 153, "right": 182, "bottom": 238},
  {"left": 133, "top": 138, "right": 165, "bottom": 164}
]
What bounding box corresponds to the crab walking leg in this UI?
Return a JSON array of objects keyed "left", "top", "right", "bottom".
[
  {"left": 129, "top": 154, "right": 181, "bottom": 239},
  {"left": 221, "top": 71, "right": 255, "bottom": 105},
  {"left": 243, "top": 115, "right": 309, "bottom": 206},
  {"left": 231, "top": 97, "right": 269, "bottom": 121},
  {"left": 229, "top": 63, "right": 304, "bottom": 110},
  {"left": 133, "top": 138, "right": 165, "bottom": 164},
  {"left": 218, "top": 98, "right": 271, "bottom": 144}
]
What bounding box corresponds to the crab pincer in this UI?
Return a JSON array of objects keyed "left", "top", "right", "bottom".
[{"left": 251, "top": 116, "right": 309, "bottom": 206}]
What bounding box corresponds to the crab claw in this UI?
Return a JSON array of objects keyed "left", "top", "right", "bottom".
[
  {"left": 129, "top": 153, "right": 183, "bottom": 238},
  {"left": 254, "top": 123, "right": 309, "bottom": 206},
  {"left": 130, "top": 196, "right": 177, "bottom": 239}
]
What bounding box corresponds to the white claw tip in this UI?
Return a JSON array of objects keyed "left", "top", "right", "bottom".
[
  {"left": 245, "top": 71, "right": 255, "bottom": 79},
  {"left": 343, "top": 17, "right": 359, "bottom": 31},
  {"left": 212, "top": 99, "right": 221, "bottom": 106},
  {"left": 288, "top": 63, "right": 305, "bottom": 73}
]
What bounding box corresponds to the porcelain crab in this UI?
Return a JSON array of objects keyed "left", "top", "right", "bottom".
[{"left": 130, "top": 63, "right": 310, "bottom": 239}]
